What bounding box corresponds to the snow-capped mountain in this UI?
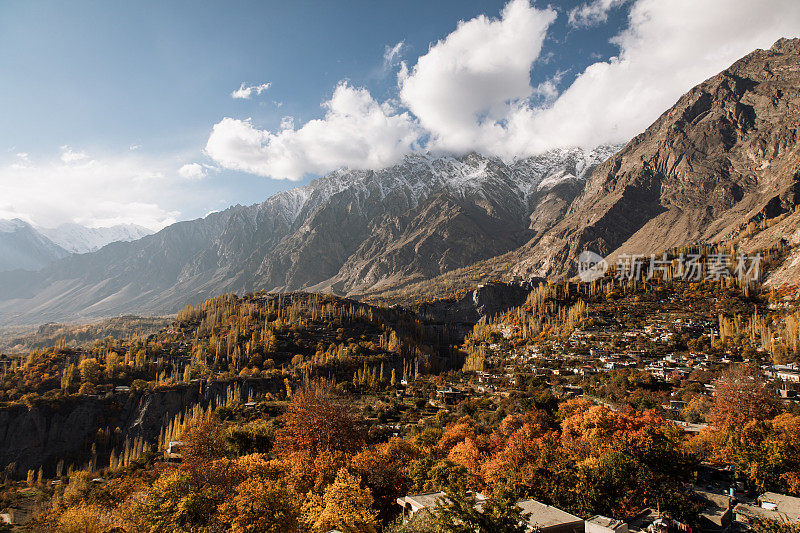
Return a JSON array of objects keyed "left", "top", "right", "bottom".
[
  {"left": 0, "top": 219, "right": 69, "bottom": 272},
  {"left": 0, "top": 145, "right": 619, "bottom": 323},
  {"left": 39, "top": 223, "right": 153, "bottom": 254}
]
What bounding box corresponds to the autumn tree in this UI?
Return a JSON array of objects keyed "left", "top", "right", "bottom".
[
  {"left": 78, "top": 358, "right": 101, "bottom": 384},
  {"left": 131, "top": 469, "right": 216, "bottom": 532},
  {"left": 709, "top": 365, "right": 781, "bottom": 429},
  {"left": 55, "top": 504, "right": 118, "bottom": 533},
  {"left": 350, "top": 437, "right": 419, "bottom": 522},
  {"left": 303, "top": 467, "right": 379, "bottom": 533},
  {"left": 181, "top": 418, "right": 233, "bottom": 489},
  {"left": 218, "top": 476, "right": 300, "bottom": 533},
  {"left": 275, "top": 380, "right": 365, "bottom": 490}
]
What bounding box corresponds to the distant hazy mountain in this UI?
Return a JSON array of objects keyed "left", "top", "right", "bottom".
[
  {"left": 0, "top": 145, "right": 617, "bottom": 323},
  {"left": 39, "top": 222, "right": 153, "bottom": 254},
  {"left": 0, "top": 219, "right": 69, "bottom": 272}
]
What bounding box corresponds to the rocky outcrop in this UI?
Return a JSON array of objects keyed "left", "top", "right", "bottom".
[
  {"left": 414, "top": 281, "right": 536, "bottom": 325},
  {"left": 0, "top": 378, "right": 283, "bottom": 477}
]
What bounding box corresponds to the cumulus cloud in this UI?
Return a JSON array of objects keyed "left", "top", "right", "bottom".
[
  {"left": 204, "top": 0, "right": 800, "bottom": 180},
  {"left": 398, "top": 0, "right": 557, "bottom": 156},
  {"left": 399, "top": 0, "right": 800, "bottom": 157},
  {"left": 507, "top": 0, "right": 800, "bottom": 153},
  {"left": 231, "top": 82, "right": 272, "bottom": 99},
  {"left": 568, "top": 0, "right": 627, "bottom": 28},
  {"left": 178, "top": 163, "right": 207, "bottom": 180},
  {"left": 206, "top": 83, "right": 421, "bottom": 180}
]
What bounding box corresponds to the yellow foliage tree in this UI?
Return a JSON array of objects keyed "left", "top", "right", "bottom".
[{"left": 305, "top": 468, "right": 379, "bottom": 533}]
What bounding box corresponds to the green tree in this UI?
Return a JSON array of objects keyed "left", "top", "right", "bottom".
[{"left": 435, "top": 489, "right": 530, "bottom": 533}]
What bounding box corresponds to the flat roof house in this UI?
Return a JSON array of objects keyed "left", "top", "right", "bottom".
[
  {"left": 734, "top": 492, "right": 800, "bottom": 525},
  {"left": 517, "top": 499, "right": 585, "bottom": 533},
  {"left": 586, "top": 515, "right": 628, "bottom": 533},
  {"left": 396, "top": 491, "right": 487, "bottom": 521},
  {"left": 397, "top": 492, "right": 584, "bottom": 533}
]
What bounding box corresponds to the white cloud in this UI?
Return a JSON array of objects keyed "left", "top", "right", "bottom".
[
  {"left": 60, "top": 145, "right": 88, "bottom": 163},
  {"left": 206, "top": 83, "right": 421, "bottom": 180},
  {"left": 399, "top": 0, "right": 800, "bottom": 158},
  {"left": 178, "top": 162, "right": 207, "bottom": 180},
  {"left": 505, "top": 0, "right": 800, "bottom": 153},
  {"left": 383, "top": 41, "right": 405, "bottom": 70},
  {"left": 0, "top": 151, "right": 183, "bottom": 230},
  {"left": 398, "top": 0, "right": 557, "bottom": 156},
  {"left": 280, "top": 116, "right": 295, "bottom": 130},
  {"left": 204, "top": 0, "right": 800, "bottom": 179},
  {"left": 568, "top": 0, "right": 627, "bottom": 28},
  {"left": 231, "top": 82, "right": 272, "bottom": 99}
]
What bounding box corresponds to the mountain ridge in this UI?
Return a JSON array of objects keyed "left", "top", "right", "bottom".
[
  {"left": 0, "top": 219, "right": 69, "bottom": 273},
  {"left": 39, "top": 222, "right": 153, "bottom": 254},
  {"left": 0, "top": 146, "right": 617, "bottom": 324}
]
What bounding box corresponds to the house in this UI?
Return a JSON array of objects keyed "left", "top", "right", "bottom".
[
  {"left": 694, "top": 490, "right": 734, "bottom": 532},
  {"left": 586, "top": 515, "right": 628, "bottom": 533},
  {"left": 396, "top": 493, "right": 582, "bottom": 533},
  {"left": 777, "top": 371, "right": 800, "bottom": 383},
  {"left": 165, "top": 441, "right": 185, "bottom": 461},
  {"left": 734, "top": 492, "right": 800, "bottom": 525},
  {"left": 396, "top": 491, "right": 485, "bottom": 521},
  {"left": 517, "top": 499, "right": 585, "bottom": 533},
  {"left": 436, "top": 387, "right": 466, "bottom": 404}
]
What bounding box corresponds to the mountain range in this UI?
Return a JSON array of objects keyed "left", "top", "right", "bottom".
[
  {"left": 39, "top": 222, "right": 152, "bottom": 254},
  {"left": 0, "top": 38, "right": 799, "bottom": 324},
  {"left": 0, "top": 219, "right": 153, "bottom": 273},
  {"left": 0, "top": 219, "right": 70, "bottom": 272}
]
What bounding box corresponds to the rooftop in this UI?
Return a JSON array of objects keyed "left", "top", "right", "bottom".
[
  {"left": 588, "top": 515, "right": 626, "bottom": 529},
  {"left": 517, "top": 499, "right": 584, "bottom": 528}
]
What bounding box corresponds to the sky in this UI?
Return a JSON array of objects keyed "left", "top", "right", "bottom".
[{"left": 1, "top": 0, "right": 799, "bottom": 231}]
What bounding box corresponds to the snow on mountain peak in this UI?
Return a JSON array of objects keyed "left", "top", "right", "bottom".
[{"left": 39, "top": 223, "right": 154, "bottom": 254}]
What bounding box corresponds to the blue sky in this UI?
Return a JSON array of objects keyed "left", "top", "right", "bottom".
[{"left": 1, "top": 0, "right": 797, "bottom": 230}]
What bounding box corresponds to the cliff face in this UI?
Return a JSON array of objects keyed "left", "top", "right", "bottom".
[
  {"left": 0, "top": 378, "right": 283, "bottom": 477},
  {"left": 510, "top": 38, "right": 800, "bottom": 278},
  {"left": 414, "top": 281, "right": 535, "bottom": 325}
]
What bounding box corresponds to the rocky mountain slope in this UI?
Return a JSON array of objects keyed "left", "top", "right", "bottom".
[
  {"left": 39, "top": 222, "right": 153, "bottom": 254},
  {"left": 498, "top": 37, "right": 800, "bottom": 279},
  {"left": 0, "top": 219, "right": 69, "bottom": 272},
  {"left": 0, "top": 146, "right": 616, "bottom": 324}
]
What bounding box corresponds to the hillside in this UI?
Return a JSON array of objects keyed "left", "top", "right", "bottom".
[
  {"left": 0, "top": 219, "right": 69, "bottom": 272},
  {"left": 505, "top": 38, "right": 800, "bottom": 279}
]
